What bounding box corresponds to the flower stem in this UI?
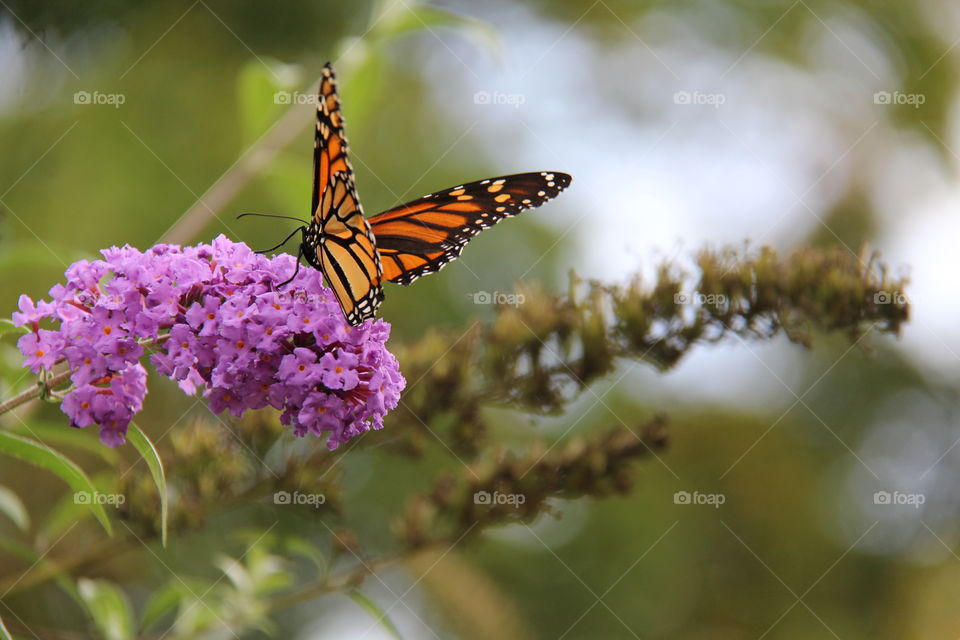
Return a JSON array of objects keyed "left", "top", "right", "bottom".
[
  {"left": 0, "top": 368, "right": 74, "bottom": 416},
  {"left": 0, "top": 335, "right": 169, "bottom": 418}
]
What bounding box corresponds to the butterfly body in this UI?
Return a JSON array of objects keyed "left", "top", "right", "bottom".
[{"left": 289, "top": 63, "right": 571, "bottom": 326}]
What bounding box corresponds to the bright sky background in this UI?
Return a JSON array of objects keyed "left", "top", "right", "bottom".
[{"left": 417, "top": 0, "right": 960, "bottom": 405}]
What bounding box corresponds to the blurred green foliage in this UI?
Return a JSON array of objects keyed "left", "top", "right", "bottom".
[{"left": 0, "top": 0, "right": 951, "bottom": 638}]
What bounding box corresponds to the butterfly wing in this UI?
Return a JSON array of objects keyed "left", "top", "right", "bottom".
[
  {"left": 315, "top": 174, "right": 383, "bottom": 326},
  {"left": 310, "top": 63, "right": 383, "bottom": 326},
  {"left": 368, "top": 172, "right": 572, "bottom": 285}
]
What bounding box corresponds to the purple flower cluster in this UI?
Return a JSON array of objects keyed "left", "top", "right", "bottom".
[{"left": 12, "top": 235, "right": 405, "bottom": 449}]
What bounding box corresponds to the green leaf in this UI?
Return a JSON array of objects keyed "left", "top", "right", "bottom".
[
  {"left": 9, "top": 422, "right": 118, "bottom": 464},
  {"left": 40, "top": 471, "right": 117, "bottom": 542},
  {"left": 140, "top": 581, "right": 182, "bottom": 631},
  {"left": 78, "top": 578, "right": 135, "bottom": 640},
  {"left": 214, "top": 553, "right": 251, "bottom": 591},
  {"left": 285, "top": 536, "right": 328, "bottom": 575},
  {"left": 0, "top": 319, "right": 28, "bottom": 340},
  {"left": 348, "top": 589, "right": 404, "bottom": 640},
  {"left": 0, "top": 486, "right": 28, "bottom": 531},
  {"left": 0, "top": 613, "right": 12, "bottom": 640},
  {"left": 127, "top": 423, "right": 168, "bottom": 547},
  {"left": 0, "top": 431, "right": 112, "bottom": 536}
]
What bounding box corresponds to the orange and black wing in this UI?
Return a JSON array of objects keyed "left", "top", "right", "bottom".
[
  {"left": 310, "top": 63, "right": 383, "bottom": 325},
  {"left": 368, "top": 172, "right": 572, "bottom": 285}
]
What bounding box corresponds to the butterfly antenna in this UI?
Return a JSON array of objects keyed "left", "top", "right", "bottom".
[
  {"left": 237, "top": 212, "right": 310, "bottom": 224},
  {"left": 253, "top": 226, "right": 304, "bottom": 255},
  {"left": 276, "top": 244, "right": 303, "bottom": 288}
]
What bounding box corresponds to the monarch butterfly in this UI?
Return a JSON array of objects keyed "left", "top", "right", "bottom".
[{"left": 243, "top": 63, "right": 572, "bottom": 326}]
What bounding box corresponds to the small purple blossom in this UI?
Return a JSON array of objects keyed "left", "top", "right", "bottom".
[
  {"left": 12, "top": 294, "right": 55, "bottom": 328},
  {"left": 11, "top": 235, "right": 405, "bottom": 449},
  {"left": 17, "top": 331, "right": 62, "bottom": 371},
  {"left": 318, "top": 351, "right": 360, "bottom": 390}
]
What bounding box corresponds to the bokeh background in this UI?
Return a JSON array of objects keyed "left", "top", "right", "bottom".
[{"left": 0, "top": 0, "right": 957, "bottom": 638}]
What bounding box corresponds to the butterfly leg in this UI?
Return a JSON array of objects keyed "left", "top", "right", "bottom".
[
  {"left": 276, "top": 244, "right": 303, "bottom": 289},
  {"left": 254, "top": 226, "right": 304, "bottom": 254}
]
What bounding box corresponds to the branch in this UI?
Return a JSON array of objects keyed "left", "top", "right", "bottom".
[
  {"left": 393, "top": 418, "right": 669, "bottom": 549},
  {"left": 0, "top": 336, "right": 169, "bottom": 418},
  {"left": 265, "top": 418, "right": 668, "bottom": 614},
  {"left": 388, "top": 245, "right": 909, "bottom": 454},
  {"left": 0, "top": 368, "right": 72, "bottom": 415}
]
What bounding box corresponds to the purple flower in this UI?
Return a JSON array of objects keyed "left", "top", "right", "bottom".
[
  {"left": 56, "top": 363, "right": 146, "bottom": 446},
  {"left": 11, "top": 295, "right": 55, "bottom": 328},
  {"left": 17, "top": 330, "right": 62, "bottom": 371},
  {"left": 279, "top": 348, "right": 322, "bottom": 386},
  {"left": 60, "top": 385, "right": 101, "bottom": 427},
  {"left": 319, "top": 351, "right": 360, "bottom": 390},
  {"left": 11, "top": 235, "right": 405, "bottom": 449}
]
